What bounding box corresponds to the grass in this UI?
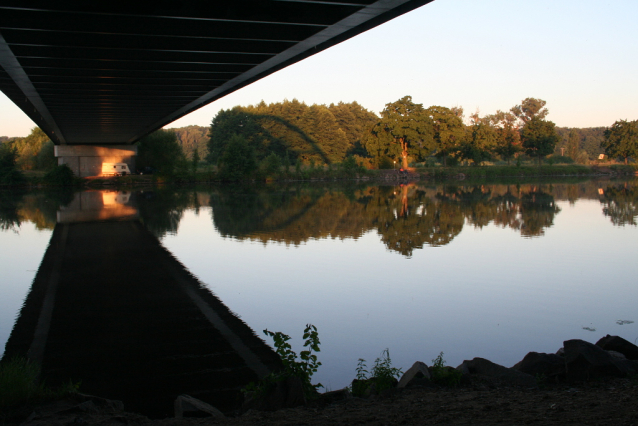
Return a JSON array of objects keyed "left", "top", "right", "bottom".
[{"left": 0, "top": 357, "right": 79, "bottom": 413}]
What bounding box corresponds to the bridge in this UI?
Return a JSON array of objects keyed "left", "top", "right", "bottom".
[{"left": 0, "top": 0, "right": 433, "bottom": 176}]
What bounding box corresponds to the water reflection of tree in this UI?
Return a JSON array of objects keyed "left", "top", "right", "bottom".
[
  {"left": 519, "top": 187, "right": 561, "bottom": 237},
  {"left": 372, "top": 185, "right": 464, "bottom": 256},
  {"left": 600, "top": 183, "right": 638, "bottom": 226},
  {"left": 0, "top": 189, "right": 73, "bottom": 231},
  {"left": 137, "top": 189, "right": 192, "bottom": 238}
]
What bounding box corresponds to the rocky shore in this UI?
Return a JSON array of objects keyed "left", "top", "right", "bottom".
[{"left": 7, "top": 335, "right": 638, "bottom": 425}]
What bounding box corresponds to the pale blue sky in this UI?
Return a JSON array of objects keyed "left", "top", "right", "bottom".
[{"left": 1, "top": 0, "right": 636, "bottom": 137}]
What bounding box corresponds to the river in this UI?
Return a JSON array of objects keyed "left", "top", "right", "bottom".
[{"left": 1, "top": 178, "right": 636, "bottom": 415}]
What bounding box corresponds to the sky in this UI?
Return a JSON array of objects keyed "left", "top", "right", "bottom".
[{"left": 1, "top": 0, "right": 637, "bottom": 138}]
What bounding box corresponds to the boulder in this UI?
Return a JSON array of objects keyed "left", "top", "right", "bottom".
[
  {"left": 564, "top": 339, "right": 635, "bottom": 381},
  {"left": 174, "top": 395, "right": 225, "bottom": 419},
  {"left": 398, "top": 361, "right": 431, "bottom": 388},
  {"left": 456, "top": 358, "right": 537, "bottom": 387},
  {"left": 595, "top": 335, "right": 638, "bottom": 360},
  {"left": 512, "top": 352, "right": 566, "bottom": 381},
  {"left": 243, "top": 376, "right": 306, "bottom": 412}
]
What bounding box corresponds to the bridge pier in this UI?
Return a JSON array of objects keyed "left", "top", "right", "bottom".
[{"left": 54, "top": 145, "right": 137, "bottom": 177}]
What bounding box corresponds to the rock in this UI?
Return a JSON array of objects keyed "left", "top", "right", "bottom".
[
  {"left": 456, "top": 358, "right": 537, "bottom": 387},
  {"left": 512, "top": 352, "right": 566, "bottom": 381},
  {"left": 321, "top": 388, "right": 352, "bottom": 403},
  {"left": 243, "top": 376, "right": 306, "bottom": 412},
  {"left": 607, "top": 350, "right": 627, "bottom": 360},
  {"left": 398, "top": 361, "right": 431, "bottom": 388},
  {"left": 556, "top": 347, "right": 565, "bottom": 357},
  {"left": 174, "top": 394, "right": 225, "bottom": 419},
  {"left": 595, "top": 335, "right": 638, "bottom": 360},
  {"left": 564, "top": 339, "right": 635, "bottom": 381}
]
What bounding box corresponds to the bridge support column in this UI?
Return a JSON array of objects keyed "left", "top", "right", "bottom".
[{"left": 54, "top": 145, "right": 137, "bottom": 177}]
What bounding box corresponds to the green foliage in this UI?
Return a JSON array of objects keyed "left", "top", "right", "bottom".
[
  {"left": 218, "top": 134, "right": 258, "bottom": 181},
  {"left": 171, "top": 125, "right": 210, "bottom": 160},
  {"left": 208, "top": 100, "right": 377, "bottom": 167},
  {"left": 43, "top": 164, "right": 76, "bottom": 186},
  {"left": 261, "top": 152, "right": 282, "bottom": 178},
  {"left": 191, "top": 148, "right": 200, "bottom": 174},
  {"left": 351, "top": 349, "right": 402, "bottom": 397},
  {"left": 602, "top": 119, "right": 638, "bottom": 164},
  {"left": 510, "top": 98, "right": 549, "bottom": 123},
  {"left": 429, "top": 352, "right": 462, "bottom": 387},
  {"left": 521, "top": 117, "right": 560, "bottom": 165},
  {"left": 364, "top": 96, "right": 435, "bottom": 169},
  {"left": 0, "top": 357, "right": 80, "bottom": 411},
  {"left": 244, "top": 324, "right": 322, "bottom": 399},
  {"left": 427, "top": 105, "right": 466, "bottom": 166},
  {"left": 0, "top": 143, "right": 25, "bottom": 185},
  {"left": 5, "top": 127, "right": 52, "bottom": 171},
  {"left": 136, "top": 129, "right": 187, "bottom": 175}
]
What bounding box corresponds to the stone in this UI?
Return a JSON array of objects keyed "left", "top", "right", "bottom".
[
  {"left": 456, "top": 357, "right": 537, "bottom": 387},
  {"left": 564, "top": 339, "right": 634, "bottom": 382},
  {"left": 512, "top": 352, "right": 566, "bottom": 380},
  {"left": 174, "top": 395, "right": 225, "bottom": 419},
  {"left": 398, "top": 361, "right": 431, "bottom": 388},
  {"left": 321, "top": 388, "right": 352, "bottom": 403},
  {"left": 595, "top": 335, "right": 638, "bottom": 360},
  {"left": 243, "top": 376, "right": 306, "bottom": 412}
]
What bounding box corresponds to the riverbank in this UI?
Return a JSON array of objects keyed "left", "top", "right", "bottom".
[
  {"left": 7, "top": 374, "right": 638, "bottom": 425},
  {"left": 5, "top": 164, "right": 637, "bottom": 189},
  {"left": 5, "top": 336, "right": 638, "bottom": 425}
]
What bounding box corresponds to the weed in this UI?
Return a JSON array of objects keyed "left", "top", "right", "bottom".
[
  {"left": 244, "top": 324, "right": 322, "bottom": 399},
  {"left": 0, "top": 357, "right": 80, "bottom": 410},
  {"left": 351, "top": 349, "right": 402, "bottom": 397},
  {"left": 429, "top": 352, "right": 462, "bottom": 387}
]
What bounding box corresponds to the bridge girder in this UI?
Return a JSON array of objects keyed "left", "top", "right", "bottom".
[{"left": 0, "top": 0, "right": 433, "bottom": 145}]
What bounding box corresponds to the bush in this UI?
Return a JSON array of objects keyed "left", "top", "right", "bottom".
[
  {"left": 351, "top": 349, "right": 402, "bottom": 397},
  {"left": 244, "top": 325, "right": 322, "bottom": 400},
  {"left": 429, "top": 352, "right": 462, "bottom": 387},
  {"left": 0, "top": 144, "right": 25, "bottom": 185},
  {"left": 43, "top": 164, "right": 76, "bottom": 186},
  {"left": 0, "top": 357, "right": 79, "bottom": 411}
]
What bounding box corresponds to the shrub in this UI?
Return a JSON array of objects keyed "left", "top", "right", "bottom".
[
  {"left": 43, "top": 164, "right": 76, "bottom": 186},
  {"left": 0, "top": 357, "right": 79, "bottom": 411},
  {"left": 244, "top": 324, "right": 322, "bottom": 399},
  {"left": 351, "top": 349, "right": 402, "bottom": 397},
  {"left": 0, "top": 144, "right": 25, "bottom": 185},
  {"left": 429, "top": 352, "right": 462, "bottom": 387}
]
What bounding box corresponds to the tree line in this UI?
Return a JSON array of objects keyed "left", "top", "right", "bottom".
[
  {"left": 1, "top": 96, "right": 636, "bottom": 180},
  {"left": 206, "top": 97, "right": 638, "bottom": 174}
]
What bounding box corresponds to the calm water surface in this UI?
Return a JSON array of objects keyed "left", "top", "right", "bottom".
[{"left": 1, "top": 179, "right": 637, "bottom": 410}]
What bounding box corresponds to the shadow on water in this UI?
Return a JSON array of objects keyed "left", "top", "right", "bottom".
[
  {"left": 2, "top": 178, "right": 637, "bottom": 417},
  {"left": 2, "top": 190, "right": 281, "bottom": 418}
]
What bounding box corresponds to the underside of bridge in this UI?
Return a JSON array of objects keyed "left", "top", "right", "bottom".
[{"left": 0, "top": 1, "right": 432, "bottom": 147}]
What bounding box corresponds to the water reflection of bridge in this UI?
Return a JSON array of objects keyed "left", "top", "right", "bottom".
[{"left": 2, "top": 192, "right": 281, "bottom": 417}]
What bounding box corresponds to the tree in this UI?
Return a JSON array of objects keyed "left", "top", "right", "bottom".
[
  {"left": 218, "top": 134, "right": 258, "bottom": 181},
  {"left": 521, "top": 117, "right": 560, "bottom": 165},
  {"left": 488, "top": 111, "right": 520, "bottom": 164},
  {"left": 458, "top": 112, "right": 496, "bottom": 165},
  {"left": 136, "top": 129, "right": 186, "bottom": 174},
  {"left": 567, "top": 128, "right": 580, "bottom": 161},
  {"left": 602, "top": 120, "right": 638, "bottom": 164},
  {"left": 425, "top": 105, "right": 465, "bottom": 166},
  {"left": 363, "top": 96, "right": 434, "bottom": 169},
  {"left": 0, "top": 143, "right": 24, "bottom": 184},
  {"left": 511, "top": 98, "right": 549, "bottom": 124}
]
